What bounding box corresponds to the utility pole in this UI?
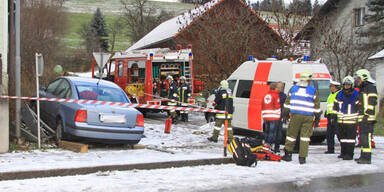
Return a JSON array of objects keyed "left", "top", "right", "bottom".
[
  {"left": 15, "top": 0, "right": 21, "bottom": 142},
  {"left": 8, "top": 0, "right": 16, "bottom": 141}
]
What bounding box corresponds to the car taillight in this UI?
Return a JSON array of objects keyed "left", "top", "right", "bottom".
[
  {"left": 75, "top": 110, "right": 87, "bottom": 123},
  {"left": 136, "top": 114, "right": 144, "bottom": 127}
]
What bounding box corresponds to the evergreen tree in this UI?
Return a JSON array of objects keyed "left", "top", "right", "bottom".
[
  {"left": 364, "top": 0, "right": 384, "bottom": 49},
  {"left": 258, "top": 0, "right": 284, "bottom": 12},
  {"left": 289, "top": 0, "right": 312, "bottom": 16},
  {"left": 313, "top": 0, "right": 321, "bottom": 15},
  {"left": 86, "top": 8, "right": 109, "bottom": 52}
]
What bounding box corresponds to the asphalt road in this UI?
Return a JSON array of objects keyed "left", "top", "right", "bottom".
[{"left": 202, "top": 172, "right": 384, "bottom": 192}]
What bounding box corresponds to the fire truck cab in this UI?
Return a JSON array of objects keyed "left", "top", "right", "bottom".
[
  {"left": 92, "top": 48, "right": 203, "bottom": 113},
  {"left": 206, "top": 58, "right": 331, "bottom": 143}
]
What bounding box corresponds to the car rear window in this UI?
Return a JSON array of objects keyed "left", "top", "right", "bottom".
[{"left": 76, "top": 85, "right": 129, "bottom": 103}]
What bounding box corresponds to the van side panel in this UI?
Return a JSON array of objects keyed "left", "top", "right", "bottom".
[{"left": 248, "top": 62, "right": 272, "bottom": 132}]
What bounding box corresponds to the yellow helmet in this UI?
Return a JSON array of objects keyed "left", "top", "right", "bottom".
[
  {"left": 220, "top": 80, "right": 229, "bottom": 88},
  {"left": 300, "top": 69, "right": 313, "bottom": 81},
  {"left": 354, "top": 69, "right": 371, "bottom": 81},
  {"left": 342, "top": 76, "right": 354, "bottom": 87}
]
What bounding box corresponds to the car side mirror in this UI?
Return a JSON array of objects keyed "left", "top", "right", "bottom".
[{"left": 39, "top": 86, "right": 47, "bottom": 92}]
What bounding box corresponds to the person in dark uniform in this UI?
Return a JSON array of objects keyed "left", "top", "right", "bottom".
[
  {"left": 207, "top": 80, "right": 234, "bottom": 143},
  {"left": 334, "top": 76, "right": 359, "bottom": 160},
  {"left": 167, "top": 75, "right": 179, "bottom": 123},
  {"left": 354, "top": 69, "right": 378, "bottom": 164},
  {"left": 178, "top": 76, "right": 192, "bottom": 122},
  {"left": 324, "top": 80, "right": 341, "bottom": 154}
]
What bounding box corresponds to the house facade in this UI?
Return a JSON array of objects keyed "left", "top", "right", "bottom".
[
  {"left": 0, "top": 0, "right": 9, "bottom": 153},
  {"left": 298, "top": 0, "right": 380, "bottom": 83}
]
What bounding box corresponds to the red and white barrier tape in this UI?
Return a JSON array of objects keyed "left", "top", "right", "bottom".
[{"left": 0, "top": 95, "right": 226, "bottom": 113}]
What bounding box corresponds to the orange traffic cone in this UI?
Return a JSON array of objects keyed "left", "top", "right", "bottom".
[{"left": 164, "top": 118, "right": 172, "bottom": 133}]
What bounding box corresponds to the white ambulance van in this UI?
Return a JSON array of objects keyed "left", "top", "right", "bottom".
[{"left": 205, "top": 58, "right": 331, "bottom": 143}]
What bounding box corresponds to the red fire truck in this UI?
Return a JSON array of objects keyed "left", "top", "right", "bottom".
[{"left": 91, "top": 47, "right": 203, "bottom": 112}]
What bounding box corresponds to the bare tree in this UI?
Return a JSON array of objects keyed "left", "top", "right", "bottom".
[
  {"left": 20, "top": 0, "right": 68, "bottom": 96},
  {"left": 176, "top": 0, "right": 282, "bottom": 89},
  {"left": 109, "top": 17, "right": 124, "bottom": 52},
  {"left": 258, "top": 4, "right": 311, "bottom": 59},
  {"left": 120, "top": 0, "right": 174, "bottom": 43},
  {"left": 312, "top": 19, "right": 376, "bottom": 82}
]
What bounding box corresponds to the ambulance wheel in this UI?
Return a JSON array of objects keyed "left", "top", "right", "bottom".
[{"left": 310, "top": 136, "right": 326, "bottom": 144}]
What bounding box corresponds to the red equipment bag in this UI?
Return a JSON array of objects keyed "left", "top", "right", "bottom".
[{"left": 251, "top": 145, "right": 282, "bottom": 162}]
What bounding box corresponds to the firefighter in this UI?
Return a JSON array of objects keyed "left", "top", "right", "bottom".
[
  {"left": 167, "top": 75, "right": 179, "bottom": 123},
  {"left": 282, "top": 70, "right": 321, "bottom": 164},
  {"left": 207, "top": 80, "right": 234, "bottom": 143},
  {"left": 354, "top": 69, "right": 378, "bottom": 164},
  {"left": 324, "top": 80, "right": 341, "bottom": 154},
  {"left": 333, "top": 76, "right": 359, "bottom": 160},
  {"left": 178, "top": 76, "right": 192, "bottom": 122},
  {"left": 262, "top": 83, "right": 281, "bottom": 149}
]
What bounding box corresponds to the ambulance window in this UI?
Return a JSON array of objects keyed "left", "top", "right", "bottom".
[
  {"left": 228, "top": 80, "right": 236, "bottom": 92},
  {"left": 236, "top": 80, "right": 252, "bottom": 98},
  {"left": 310, "top": 80, "right": 330, "bottom": 102}
]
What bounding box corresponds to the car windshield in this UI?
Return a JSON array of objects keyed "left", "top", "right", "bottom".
[
  {"left": 310, "top": 80, "right": 330, "bottom": 102},
  {"left": 76, "top": 85, "right": 129, "bottom": 103}
]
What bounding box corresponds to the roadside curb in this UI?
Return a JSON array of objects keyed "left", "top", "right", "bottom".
[{"left": 0, "top": 157, "right": 234, "bottom": 181}]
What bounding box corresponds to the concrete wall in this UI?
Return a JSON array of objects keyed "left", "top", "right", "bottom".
[{"left": 0, "top": 0, "right": 9, "bottom": 153}]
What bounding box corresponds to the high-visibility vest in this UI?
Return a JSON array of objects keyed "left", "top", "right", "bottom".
[
  {"left": 289, "top": 85, "right": 319, "bottom": 116},
  {"left": 334, "top": 89, "right": 360, "bottom": 124},
  {"left": 326, "top": 90, "right": 340, "bottom": 115}
]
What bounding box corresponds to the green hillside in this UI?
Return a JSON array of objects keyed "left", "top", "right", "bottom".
[{"left": 62, "top": 0, "right": 194, "bottom": 52}]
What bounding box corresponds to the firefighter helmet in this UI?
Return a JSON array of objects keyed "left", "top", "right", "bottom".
[
  {"left": 53, "top": 65, "right": 63, "bottom": 74},
  {"left": 220, "top": 80, "right": 229, "bottom": 88},
  {"left": 354, "top": 69, "right": 371, "bottom": 81},
  {"left": 342, "top": 76, "right": 354, "bottom": 87},
  {"left": 180, "top": 76, "right": 187, "bottom": 81},
  {"left": 300, "top": 69, "right": 313, "bottom": 81},
  {"left": 166, "top": 75, "right": 173, "bottom": 81},
  {"left": 330, "top": 80, "right": 340, "bottom": 86}
]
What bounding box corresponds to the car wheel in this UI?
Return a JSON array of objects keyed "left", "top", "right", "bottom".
[{"left": 56, "top": 118, "right": 63, "bottom": 144}]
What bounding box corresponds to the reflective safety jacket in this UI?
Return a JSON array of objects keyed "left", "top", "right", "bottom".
[
  {"left": 358, "top": 81, "right": 378, "bottom": 122},
  {"left": 326, "top": 90, "right": 340, "bottom": 115},
  {"left": 262, "top": 89, "right": 281, "bottom": 121},
  {"left": 334, "top": 89, "right": 360, "bottom": 124},
  {"left": 168, "top": 81, "right": 179, "bottom": 105},
  {"left": 284, "top": 85, "right": 321, "bottom": 116},
  {"left": 178, "top": 83, "right": 192, "bottom": 104},
  {"left": 214, "top": 88, "right": 234, "bottom": 119}
]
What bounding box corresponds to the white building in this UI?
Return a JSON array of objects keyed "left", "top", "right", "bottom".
[
  {"left": 0, "top": 0, "right": 9, "bottom": 153},
  {"left": 369, "top": 49, "right": 384, "bottom": 104}
]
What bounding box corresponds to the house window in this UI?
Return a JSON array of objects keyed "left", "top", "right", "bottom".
[{"left": 353, "top": 8, "right": 365, "bottom": 27}]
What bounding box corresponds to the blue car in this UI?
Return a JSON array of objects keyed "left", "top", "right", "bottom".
[{"left": 35, "top": 77, "right": 144, "bottom": 144}]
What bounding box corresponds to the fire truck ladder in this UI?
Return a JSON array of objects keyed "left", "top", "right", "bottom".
[{"left": 183, "top": 61, "right": 192, "bottom": 85}]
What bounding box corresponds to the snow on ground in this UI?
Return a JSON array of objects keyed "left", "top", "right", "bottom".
[{"left": 1, "top": 113, "right": 384, "bottom": 191}]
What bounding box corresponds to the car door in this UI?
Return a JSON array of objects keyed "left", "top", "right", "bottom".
[
  {"left": 40, "top": 79, "right": 63, "bottom": 126},
  {"left": 232, "top": 80, "right": 252, "bottom": 130},
  {"left": 42, "top": 79, "right": 72, "bottom": 126}
]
